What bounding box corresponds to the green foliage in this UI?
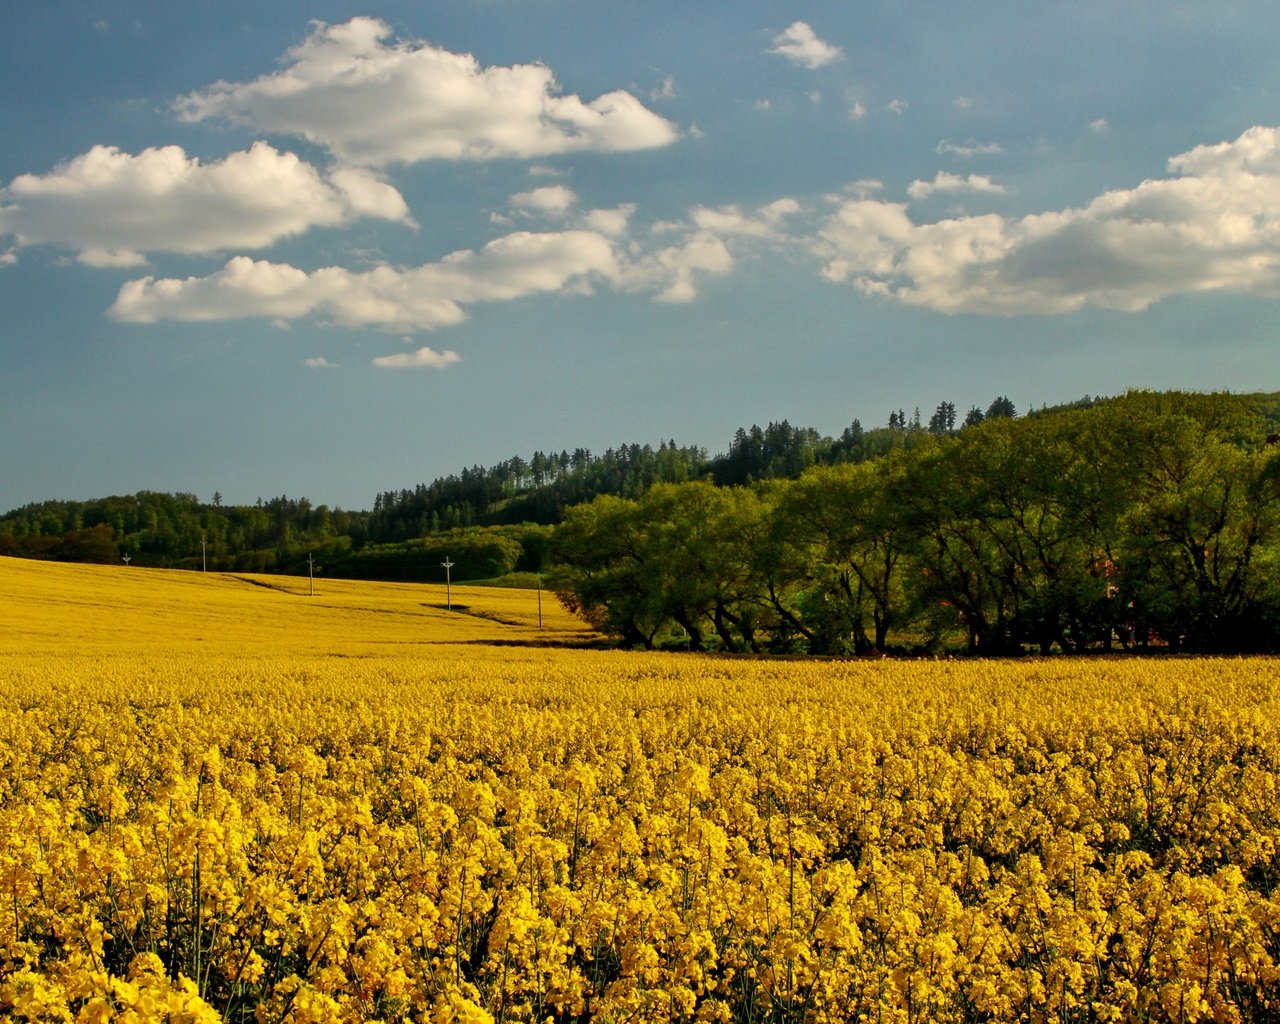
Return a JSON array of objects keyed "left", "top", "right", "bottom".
[
  {"left": 329, "top": 527, "right": 526, "bottom": 583},
  {"left": 7, "top": 389, "right": 1280, "bottom": 657},
  {"left": 551, "top": 391, "right": 1280, "bottom": 655}
]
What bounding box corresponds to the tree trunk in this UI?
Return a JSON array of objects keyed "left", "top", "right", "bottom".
[
  {"left": 873, "top": 609, "right": 889, "bottom": 652},
  {"left": 674, "top": 612, "right": 704, "bottom": 651},
  {"left": 712, "top": 601, "right": 741, "bottom": 652}
]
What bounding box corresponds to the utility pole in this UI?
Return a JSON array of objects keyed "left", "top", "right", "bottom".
[
  {"left": 122, "top": 553, "right": 131, "bottom": 566},
  {"left": 442, "top": 557, "right": 454, "bottom": 610},
  {"left": 537, "top": 572, "right": 543, "bottom": 629},
  {"left": 201, "top": 534, "right": 207, "bottom": 573},
  {"left": 306, "top": 553, "right": 317, "bottom": 596}
]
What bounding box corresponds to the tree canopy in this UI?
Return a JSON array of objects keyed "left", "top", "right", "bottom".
[{"left": 6, "top": 389, "right": 1280, "bottom": 655}]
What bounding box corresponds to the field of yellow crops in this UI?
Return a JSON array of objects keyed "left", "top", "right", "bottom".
[
  {"left": 0, "top": 555, "right": 592, "bottom": 656},
  {"left": 2, "top": 556, "right": 1279, "bottom": 1023}
]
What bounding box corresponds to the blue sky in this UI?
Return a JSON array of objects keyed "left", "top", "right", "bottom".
[{"left": 3, "top": 1, "right": 1279, "bottom": 512}]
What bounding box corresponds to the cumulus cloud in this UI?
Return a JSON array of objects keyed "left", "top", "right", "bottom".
[
  {"left": 582, "top": 204, "right": 636, "bottom": 237},
  {"left": 1089, "top": 118, "right": 1110, "bottom": 133},
  {"left": 108, "top": 205, "right": 760, "bottom": 328},
  {"left": 506, "top": 189, "right": 638, "bottom": 239},
  {"left": 110, "top": 230, "right": 623, "bottom": 331},
  {"left": 304, "top": 356, "right": 337, "bottom": 369},
  {"left": 690, "top": 199, "right": 799, "bottom": 238},
  {"left": 176, "top": 17, "right": 678, "bottom": 166},
  {"left": 0, "top": 142, "right": 409, "bottom": 264},
  {"left": 814, "top": 125, "right": 1280, "bottom": 315},
  {"left": 627, "top": 231, "right": 735, "bottom": 304},
  {"left": 887, "top": 99, "right": 908, "bottom": 115},
  {"left": 329, "top": 168, "right": 415, "bottom": 225},
  {"left": 691, "top": 206, "right": 773, "bottom": 238},
  {"left": 769, "top": 22, "right": 842, "bottom": 69},
  {"left": 372, "top": 346, "right": 461, "bottom": 369},
  {"left": 615, "top": 199, "right": 800, "bottom": 302},
  {"left": 907, "top": 171, "right": 1006, "bottom": 201},
  {"left": 510, "top": 185, "right": 577, "bottom": 217},
  {"left": 760, "top": 198, "right": 802, "bottom": 224},
  {"left": 850, "top": 101, "right": 867, "bottom": 121},
  {"left": 937, "top": 139, "right": 1003, "bottom": 158}
]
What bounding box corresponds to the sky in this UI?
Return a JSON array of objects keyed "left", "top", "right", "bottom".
[{"left": 3, "top": 1, "right": 1279, "bottom": 512}]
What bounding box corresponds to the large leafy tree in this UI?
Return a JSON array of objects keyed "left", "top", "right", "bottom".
[
  {"left": 549, "top": 495, "right": 665, "bottom": 648},
  {"left": 1103, "top": 392, "right": 1280, "bottom": 650},
  {"left": 902, "top": 413, "right": 1125, "bottom": 654},
  {"left": 777, "top": 456, "right": 914, "bottom": 653}
]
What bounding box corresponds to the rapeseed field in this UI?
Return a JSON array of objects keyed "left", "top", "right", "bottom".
[{"left": 2, "top": 556, "right": 1277, "bottom": 1022}]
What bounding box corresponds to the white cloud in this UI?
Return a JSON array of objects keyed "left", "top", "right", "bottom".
[
  {"left": 0, "top": 143, "right": 409, "bottom": 264},
  {"left": 329, "top": 168, "right": 415, "bottom": 225},
  {"left": 372, "top": 346, "right": 461, "bottom": 369},
  {"left": 937, "top": 139, "right": 1003, "bottom": 158},
  {"left": 953, "top": 96, "right": 973, "bottom": 111},
  {"left": 769, "top": 21, "right": 842, "bottom": 69},
  {"left": 110, "top": 230, "right": 623, "bottom": 331},
  {"left": 1168, "top": 127, "right": 1280, "bottom": 175},
  {"left": 814, "top": 125, "right": 1280, "bottom": 315},
  {"left": 510, "top": 185, "right": 577, "bottom": 217},
  {"left": 907, "top": 171, "right": 1006, "bottom": 201},
  {"left": 760, "top": 198, "right": 801, "bottom": 224},
  {"left": 508, "top": 189, "right": 639, "bottom": 238},
  {"left": 838, "top": 179, "right": 885, "bottom": 200},
  {"left": 887, "top": 99, "right": 908, "bottom": 115},
  {"left": 582, "top": 204, "right": 636, "bottom": 237},
  {"left": 109, "top": 207, "right": 759, "bottom": 327},
  {"left": 0, "top": 250, "right": 16, "bottom": 266},
  {"left": 849, "top": 101, "right": 867, "bottom": 121},
  {"left": 1089, "top": 118, "right": 1110, "bottom": 134},
  {"left": 691, "top": 205, "right": 772, "bottom": 238},
  {"left": 78, "top": 248, "right": 148, "bottom": 268},
  {"left": 628, "top": 230, "right": 734, "bottom": 304},
  {"left": 756, "top": 99, "right": 772, "bottom": 111},
  {"left": 619, "top": 200, "right": 797, "bottom": 302},
  {"left": 650, "top": 75, "right": 677, "bottom": 101},
  {"left": 304, "top": 356, "right": 336, "bottom": 369},
  {"left": 176, "top": 17, "right": 678, "bottom": 167},
  {"left": 691, "top": 200, "right": 799, "bottom": 238}
]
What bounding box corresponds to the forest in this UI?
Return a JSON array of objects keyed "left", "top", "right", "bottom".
[
  {"left": 551, "top": 392, "right": 1280, "bottom": 655},
  {"left": 5, "top": 389, "right": 1280, "bottom": 655},
  {"left": 0, "top": 393, "right": 1034, "bottom": 572}
]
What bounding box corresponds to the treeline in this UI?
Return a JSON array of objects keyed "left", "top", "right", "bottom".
[
  {"left": 369, "top": 394, "right": 1038, "bottom": 536},
  {"left": 0, "top": 393, "right": 1036, "bottom": 570},
  {"left": 0, "top": 491, "right": 367, "bottom": 574},
  {"left": 6, "top": 389, "right": 1280, "bottom": 659},
  {"left": 550, "top": 391, "right": 1280, "bottom": 655},
  {"left": 0, "top": 491, "right": 553, "bottom": 583},
  {"left": 367, "top": 441, "right": 709, "bottom": 540}
]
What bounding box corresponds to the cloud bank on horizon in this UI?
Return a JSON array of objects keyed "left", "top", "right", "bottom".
[{"left": 3, "top": 15, "right": 1280, "bottom": 367}]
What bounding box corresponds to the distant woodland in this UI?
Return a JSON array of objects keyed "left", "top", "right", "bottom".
[{"left": 6, "top": 389, "right": 1280, "bottom": 654}]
